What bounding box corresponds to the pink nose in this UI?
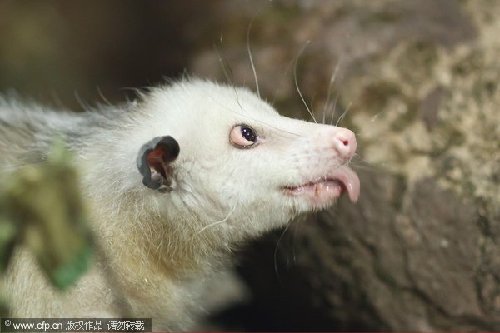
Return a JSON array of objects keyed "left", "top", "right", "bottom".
[{"left": 332, "top": 127, "right": 357, "bottom": 159}]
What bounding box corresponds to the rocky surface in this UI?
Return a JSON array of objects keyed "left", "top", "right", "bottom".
[{"left": 190, "top": 0, "right": 499, "bottom": 330}]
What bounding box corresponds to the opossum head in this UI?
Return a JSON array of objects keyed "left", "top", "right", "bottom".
[{"left": 133, "top": 80, "right": 359, "bottom": 240}]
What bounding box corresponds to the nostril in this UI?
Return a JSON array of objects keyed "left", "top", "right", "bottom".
[
  {"left": 332, "top": 129, "right": 357, "bottom": 158},
  {"left": 335, "top": 135, "right": 351, "bottom": 149}
]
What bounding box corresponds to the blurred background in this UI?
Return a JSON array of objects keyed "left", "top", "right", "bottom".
[{"left": 1, "top": 0, "right": 499, "bottom": 331}]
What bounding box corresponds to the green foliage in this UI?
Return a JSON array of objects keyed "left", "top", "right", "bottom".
[{"left": 0, "top": 142, "right": 93, "bottom": 291}]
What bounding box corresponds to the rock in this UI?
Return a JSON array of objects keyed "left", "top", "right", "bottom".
[{"left": 190, "top": 0, "right": 499, "bottom": 330}]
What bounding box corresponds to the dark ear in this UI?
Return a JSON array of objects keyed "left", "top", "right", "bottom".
[{"left": 137, "top": 136, "right": 180, "bottom": 192}]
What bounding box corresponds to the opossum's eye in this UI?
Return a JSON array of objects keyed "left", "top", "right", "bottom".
[{"left": 230, "top": 124, "right": 258, "bottom": 148}]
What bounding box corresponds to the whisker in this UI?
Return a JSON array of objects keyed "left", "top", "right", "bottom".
[
  {"left": 329, "top": 92, "right": 340, "bottom": 125},
  {"left": 270, "top": 54, "right": 298, "bottom": 106},
  {"left": 293, "top": 41, "right": 317, "bottom": 123},
  {"left": 197, "top": 204, "right": 237, "bottom": 234},
  {"left": 214, "top": 36, "right": 234, "bottom": 86},
  {"left": 214, "top": 36, "right": 244, "bottom": 110},
  {"left": 349, "top": 154, "right": 384, "bottom": 170},
  {"left": 274, "top": 222, "right": 292, "bottom": 282},
  {"left": 208, "top": 96, "right": 302, "bottom": 137},
  {"left": 322, "top": 59, "right": 342, "bottom": 125},
  {"left": 336, "top": 101, "right": 352, "bottom": 126},
  {"left": 246, "top": 17, "right": 260, "bottom": 99},
  {"left": 290, "top": 216, "right": 306, "bottom": 264}
]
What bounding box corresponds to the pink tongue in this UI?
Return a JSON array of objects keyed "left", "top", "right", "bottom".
[{"left": 331, "top": 166, "right": 360, "bottom": 202}]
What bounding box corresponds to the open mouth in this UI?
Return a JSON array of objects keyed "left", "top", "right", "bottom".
[{"left": 282, "top": 166, "right": 360, "bottom": 203}]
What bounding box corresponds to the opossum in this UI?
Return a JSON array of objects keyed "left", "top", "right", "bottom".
[{"left": 0, "top": 79, "right": 360, "bottom": 330}]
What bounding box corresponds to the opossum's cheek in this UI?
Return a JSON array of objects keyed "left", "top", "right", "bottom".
[{"left": 137, "top": 136, "right": 180, "bottom": 192}]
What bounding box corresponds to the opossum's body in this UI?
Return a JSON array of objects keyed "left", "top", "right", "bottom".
[{"left": 0, "top": 80, "right": 360, "bottom": 330}]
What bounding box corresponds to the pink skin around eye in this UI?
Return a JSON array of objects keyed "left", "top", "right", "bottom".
[{"left": 230, "top": 126, "right": 254, "bottom": 148}]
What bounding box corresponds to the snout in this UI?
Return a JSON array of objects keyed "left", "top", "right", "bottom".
[{"left": 331, "top": 127, "right": 357, "bottom": 161}]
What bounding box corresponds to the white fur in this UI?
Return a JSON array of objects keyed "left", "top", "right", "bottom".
[{"left": 1, "top": 79, "right": 356, "bottom": 330}]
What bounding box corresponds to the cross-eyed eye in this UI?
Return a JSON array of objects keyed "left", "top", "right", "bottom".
[{"left": 229, "top": 124, "right": 258, "bottom": 149}]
